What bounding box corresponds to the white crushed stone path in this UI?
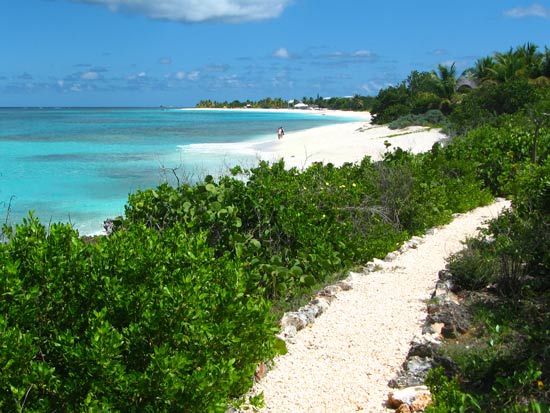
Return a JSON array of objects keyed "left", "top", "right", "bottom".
[{"left": 251, "top": 199, "right": 509, "bottom": 413}]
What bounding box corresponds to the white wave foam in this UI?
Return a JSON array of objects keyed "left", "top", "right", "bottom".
[{"left": 178, "top": 135, "right": 274, "bottom": 157}]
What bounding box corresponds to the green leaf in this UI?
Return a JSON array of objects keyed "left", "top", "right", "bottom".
[
  {"left": 300, "top": 274, "right": 316, "bottom": 286},
  {"left": 273, "top": 338, "right": 288, "bottom": 355},
  {"left": 290, "top": 266, "right": 303, "bottom": 276},
  {"left": 205, "top": 183, "right": 217, "bottom": 193}
]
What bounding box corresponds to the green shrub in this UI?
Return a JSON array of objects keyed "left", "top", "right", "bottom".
[
  {"left": 389, "top": 109, "right": 449, "bottom": 130},
  {"left": 447, "top": 238, "right": 498, "bottom": 291},
  {"left": 0, "top": 216, "right": 277, "bottom": 412},
  {"left": 425, "top": 367, "right": 482, "bottom": 413}
]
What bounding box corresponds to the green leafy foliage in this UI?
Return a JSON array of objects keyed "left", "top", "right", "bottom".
[
  {"left": 0, "top": 123, "right": 498, "bottom": 411},
  {"left": 425, "top": 368, "right": 482, "bottom": 413},
  {"left": 429, "top": 124, "right": 550, "bottom": 412},
  {"left": 3, "top": 42, "right": 550, "bottom": 413},
  {"left": 389, "top": 109, "right": 449, "bottom": 130},
  {"left": 0, "top": 217, "right": 277, "bottom": 412}
]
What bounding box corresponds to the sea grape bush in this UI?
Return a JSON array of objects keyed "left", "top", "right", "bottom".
[
  {"left": 120, "top": 149, "right": 491, "bottom": 302},
  {"left": 388, "top": 109, "right": 449, "bottom": 130},
  {"left": 0, "top": 217, "right": 277, "bottom": 412}
]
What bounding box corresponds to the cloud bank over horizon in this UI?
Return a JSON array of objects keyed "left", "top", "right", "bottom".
[{"left": 68, "top": 0, "right": 293, "bottom": 23}]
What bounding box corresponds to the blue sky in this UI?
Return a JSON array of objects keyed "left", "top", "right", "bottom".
[{"left": 1, "top": 0, "right": 549, "bottom": 107}]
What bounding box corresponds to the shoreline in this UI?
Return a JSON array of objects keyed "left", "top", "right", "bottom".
[
  {"left": 85, "top": 114, "right": 445, "bottom": 236},
  {"left": 175, "top": 107, "right": 369, "bottom": 120},
  {"left": 177, "top": 109, "right": 446, "bottom": 171},
  {"left": 250, "top": 115, "right": 446, "bottom": 170}
]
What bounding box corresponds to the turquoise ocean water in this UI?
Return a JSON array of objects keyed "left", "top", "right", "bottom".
[{"left": 0, "top": 108, "right": 358, "bottom": 235}]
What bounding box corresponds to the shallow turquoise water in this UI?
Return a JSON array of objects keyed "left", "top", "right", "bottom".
[{"left": 0, "top": 108, "right": 358, "bottom": 234}]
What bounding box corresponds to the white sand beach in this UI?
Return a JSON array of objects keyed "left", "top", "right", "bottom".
[
  {"left": 176, "top": 109, "right": 447, "bottom": 171},
  {"left": 252, "top": 110, "right": 447, "bottom": 169}
]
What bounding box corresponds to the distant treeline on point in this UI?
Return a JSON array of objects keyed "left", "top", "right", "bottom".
[{"left": 195, "top": 95, "right": 375, "bottom": 111}]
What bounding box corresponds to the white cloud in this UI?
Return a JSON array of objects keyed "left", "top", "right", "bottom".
[
  {"left": 173, "top": 70, "right": 199, "bottom": 81},
  {"left": 70, "top": 0, "right": 293, "bottom": 23},
  {"left": 158, "top": 57, "right": 172, "bottom": 64},
  {"left": 353, "top": 50, "right": 372, "bottom": 57},
  {"left": 361, "top": 81, "right": 391, "bottom": 94},
  {"left": 431, "top": 49, "right": 448, "bottom": 56},
  {"left": 81, "top": 71, "right": 99, "bottom": 80},
  {"left": 187, "top": 71, "right": 199, "bottom": 81},
  {"left": 273, "top": 47, "right": 290, "bottom": 59},
  {"left": 504, "top": 3, "right": 550, "bottom": 18},
  {"left": 322, "top": 49, "right": 378, "bottom": 64},
  {"left": 126, "top": 71, "right": 147, "bottom": 80}
]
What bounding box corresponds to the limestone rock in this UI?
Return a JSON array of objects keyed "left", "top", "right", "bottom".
[
  {"left": 431, "top": 280, "right": 459, "bottom": 304},
  {"left": 298, "top": 304, "right": 319, "bottom": 324},
  {"left": 280, "top": 312, "right": 308, "bottom": 331},
  {"left": 277, "top": 325, "right": 297, "bottom": 340},
  {"left": 385, "top": 252, "right": 399, "bottom": 262},
  {"left": 103, "top": 219, "right": 115, "bottom": 235},
  {"left": 337, "top": 280, "right": 353, "bottom": 291},
  {"left": 438, "top": 269, "right": 453, "bottom": 282},
  {"left": 310, "top": 297, "right": 330, "bottom": 315},
  {"left": 411, "top": 392, "right": 432, "bottom": 411},
  {"left": 372, "top": 258, "right": 386, "bottom": 268},
  {"left": 421, "top": 322, "right": 445, "bottom": 337},
  {"left": 318, "top": 285, "right": 340, "bottom": 300},
  {"left": 389, "top": 356, "right": 434, "bottom": 388},
  {"left": 365, "top": 261, "right": 381, "bottom": 272},
  {"left": 396, "top": 404, "right": 411, "bottom": 413},
  {"left": 426, "top": 302, "right": 471, "bottom": 338},
  {"left": 388, "top": 386, "right": 430, "bottom": 408}
]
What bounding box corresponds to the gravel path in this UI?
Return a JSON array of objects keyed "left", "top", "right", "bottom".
[{"left": 250, "top": 199, "right": 509, "bottom": 413}]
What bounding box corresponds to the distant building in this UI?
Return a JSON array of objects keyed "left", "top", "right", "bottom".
[
  {"left": 293, "top": 102, "right": 309, "bottom": 109},
  {"left": 456, "top": 77, "right": 478, "bottom": 92}
]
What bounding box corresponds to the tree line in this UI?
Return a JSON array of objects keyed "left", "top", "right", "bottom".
[{"left": 195, "top": 95, "right": 374, "bottom": 111}]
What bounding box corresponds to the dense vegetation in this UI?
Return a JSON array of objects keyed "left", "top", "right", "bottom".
[
  {"left": 371, "top": 43, "right": 550, "bottom": 133},
  {"left": 425, "top": 151, "right": 550, "bottom": 412},
  {"left": 368, "top": 42, "right": 550, "bottom": 412},
  {"left": 195, "top": 94, "right": 374, "bottom": 111},
  {"left": 1, "top": 43, "right": 549, "bottom": 411}
]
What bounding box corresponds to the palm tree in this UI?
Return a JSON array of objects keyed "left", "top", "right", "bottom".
[
  {"left": 433, "top": 63, "right": 457, "bottom": 100},
  {"left": 490, "top": 48, "right": 524, "bottom": 82},
  {"left": 541, "top": 47, "right": 550, "bottom": 78},
  {"left": 351, "top": 94, "right": 364, "bottom": 111},
  {"left": 516, "top": 42, "right": 540, "bottom": 78},
  {"left": 472, "top": 56, "right": 496, "bottom": 84}
]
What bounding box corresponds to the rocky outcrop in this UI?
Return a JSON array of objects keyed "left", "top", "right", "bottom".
[
  {"left": 277, "top": 281, "right": 352, "bottom": 342},
  {"left": 387, "top": 268, "right": 466, "bottom": 411},
  {"left": 387, "top": 386, "right": 432, "bottom": 412}
]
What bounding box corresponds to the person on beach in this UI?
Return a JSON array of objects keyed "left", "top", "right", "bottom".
[{"left": 277, "top": 126, "right": 285, "bottom": 140}]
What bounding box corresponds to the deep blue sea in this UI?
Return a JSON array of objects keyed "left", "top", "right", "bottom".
[{"left": 0, "top": 108, "right": 358, "bottom": 235}]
